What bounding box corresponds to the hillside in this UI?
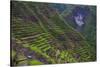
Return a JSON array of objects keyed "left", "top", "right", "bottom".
[{"left": 11, "top": 1, "right": 96, "bottom": 66}]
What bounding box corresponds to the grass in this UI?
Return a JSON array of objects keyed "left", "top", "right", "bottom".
[{"left": 29, "top": 60, "right": 43, "bottom": 65}]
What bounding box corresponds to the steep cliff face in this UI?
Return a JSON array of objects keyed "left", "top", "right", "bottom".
[{"left": 11, "top": 1, "right": 96, "bottom": 66}]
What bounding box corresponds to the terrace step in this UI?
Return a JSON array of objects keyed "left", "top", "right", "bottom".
[
  {"left": 35, "top": 42, "right": 48, "bottom": 47},
  {"left": 38, "top": 44, "right": 49, "bottom": 49},
  {"left": 21, "top": 33, "right": 46, "bottom": 40},
  {"left": 43, "top": 47, "right": 51, "bottom": 52}
]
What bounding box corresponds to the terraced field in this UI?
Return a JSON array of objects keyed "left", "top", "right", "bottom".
[{"left": 11, "top": 1, "right": 96, "bottom": 66}]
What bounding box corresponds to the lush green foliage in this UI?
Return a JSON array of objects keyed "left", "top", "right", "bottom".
[{"left": 11, "top": 1, "right": 96, "bottom": 66}]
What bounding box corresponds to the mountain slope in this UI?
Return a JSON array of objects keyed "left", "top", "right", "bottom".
[{"left": 11, "top": 1, "right": 96, "bottom": 66}]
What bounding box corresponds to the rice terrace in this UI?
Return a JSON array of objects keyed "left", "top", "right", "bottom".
[{"left": 11, "top": 1, "right": 96, "bottom": 66}]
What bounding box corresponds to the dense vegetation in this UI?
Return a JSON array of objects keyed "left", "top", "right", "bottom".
[{"left": 11, "top": 1, "right": 96, "bottom": 66}]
